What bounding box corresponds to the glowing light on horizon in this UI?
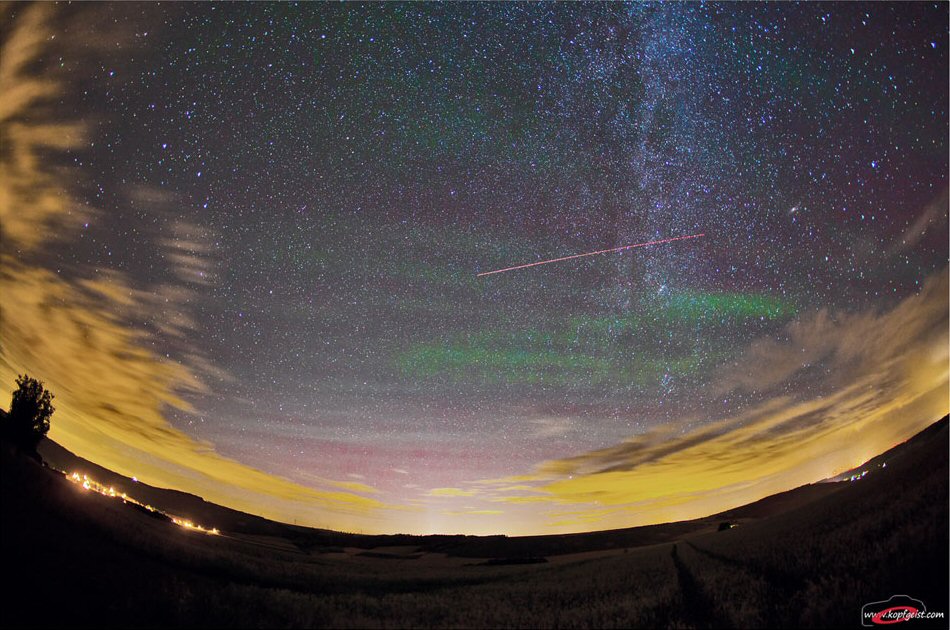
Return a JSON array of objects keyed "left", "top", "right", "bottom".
[
  {"left": 476, "top": 233, "right": 705, "bottom": 277},
  {"left": 66, "top": 471, "right": 218, "bottom": 535},
  {"left": 172, "top": 517, "right": 219, "bottom": 535}
]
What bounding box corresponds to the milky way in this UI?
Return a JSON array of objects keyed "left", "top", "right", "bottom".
[{"left": 1, "top": 3, "right": 947, "bottom": 534}]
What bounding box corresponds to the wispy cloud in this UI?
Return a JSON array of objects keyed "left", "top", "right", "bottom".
[
  {"left": 426, "top": 487, "right": 480, "bottom": 497},
  {"left": 0, "top": 4, "right": 86, "bottom": 252},
  {"left": 484, "top": 270, "right": 948, "bottom": 530},
  {"left": 887, "top": 188, "right": 948, "bottom": 255},
  {"left": 0, "top": 5, "right": 400, "bottom": 533},
  {"left": 528, "top": 415, "right": 577, "bottom": 439}
]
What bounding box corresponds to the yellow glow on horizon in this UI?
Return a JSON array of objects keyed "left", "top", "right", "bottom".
[
  {"left": 1, "top": 4, "right": 947, "bottom": 538},
  {"left": 0, "top": 5, "right": 403, "bottom": 535},
  {"left": 426, "top": 487, "right": 480, "bottom": 497},
  {"left": 477, "top": 270, "right": 949, "bottom": 533}
]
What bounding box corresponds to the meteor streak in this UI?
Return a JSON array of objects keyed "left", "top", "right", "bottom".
[{"left": 476, "top": 233, "right": 705, "bottom": 277}]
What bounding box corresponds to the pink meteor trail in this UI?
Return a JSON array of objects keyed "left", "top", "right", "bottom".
[{"left": 476, "top": 232, "right": 705, "bottom": 277}]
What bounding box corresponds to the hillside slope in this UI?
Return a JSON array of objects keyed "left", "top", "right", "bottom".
[{"left": 2, "top": 415, "right": 944, "bottom": 628}]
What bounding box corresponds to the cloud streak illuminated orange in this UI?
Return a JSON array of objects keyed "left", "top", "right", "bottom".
[
  {"left": 1, "top": 5, "right": 946, "bottom": 537},
  {"left": 0, "top": 5, "right": 404, "bottom": 534},
  {"left": 478, "top": 270, "right": 948, "bottom": 532}
]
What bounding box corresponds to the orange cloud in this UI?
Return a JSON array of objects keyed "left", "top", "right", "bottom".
[
  {"left": 426, "top": 487, "right": 480, "bottom": 497},
  {"left": 2, "top": 5, "right": 946, "bottom": 538},
  {"left": 485, "top": 270, "right": 948, "bottom": 531},
  {"left": 0, "top": 4, "right": 87, "bottom": 252},
  {"left": 0, "top": 5, "right": 400, "bottom": 534}
]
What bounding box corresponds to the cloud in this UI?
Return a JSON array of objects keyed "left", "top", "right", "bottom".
[
  {"left": 159, "top": 218, "right": 218, "bottom": 288},
  {"left": 528, "top": 416, "right": 577, "bottom": 439},
  {"left": 0, "top": 5, "right": 400, "bottom": 533},
  {"left": 487, "top": 270, "right": 948, "bottom": 531},
  {"left": 426, "top": 487, "right": 479, "bottom": 497},
  {"left": 887, "top": 188, "right": 948, "bottom": 255},
  {"left": 290, "top": 471, "right": 381, "bottom": 495},
  {"left": 0, "top": 4, "right": 86, "bottom": 252},
  {"left": 2, "top": 4, "right": 945, "bottom": 538},
  {"left": 715, "top": 267, "right": 948, "bottom": 396},
  {"left": 0, "top": 260, "right": 402, "bottom": 525},
  {"left": 334, "top": 482, "right": 378, "bottom": 495}
]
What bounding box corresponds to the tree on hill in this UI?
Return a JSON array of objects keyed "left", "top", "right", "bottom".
[{"left": 3, "top": 374, "right": 55, "bottom": 453}]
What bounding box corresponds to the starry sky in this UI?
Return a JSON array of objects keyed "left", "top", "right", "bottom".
[{"left": 1, "top": 2, "right": 947, "bottom": 535}]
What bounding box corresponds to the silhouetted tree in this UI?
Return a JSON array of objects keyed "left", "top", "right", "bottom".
[{"left": 4, "top": 374, "right": 54, "bottom": 452}]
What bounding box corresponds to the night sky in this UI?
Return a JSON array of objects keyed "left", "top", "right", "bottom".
[{"left": 2, "top": 2, "right": 947, "bottom": 535}]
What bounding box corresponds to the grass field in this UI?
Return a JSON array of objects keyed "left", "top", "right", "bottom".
[{"left": 2, "top": 417, "right": 947, "bottom": 628}]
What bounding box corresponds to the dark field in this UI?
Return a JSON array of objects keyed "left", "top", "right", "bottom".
[{"left": 2, "top": 418, "right": 947, "bottom": 629}]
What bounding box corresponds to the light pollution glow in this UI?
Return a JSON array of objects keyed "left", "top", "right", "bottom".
[
  {"left": 65, "top": 471, "right": 219, "bottom": 535},
  {"left": 1, "top": 4, "right": 947, "bottom": 536}
]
